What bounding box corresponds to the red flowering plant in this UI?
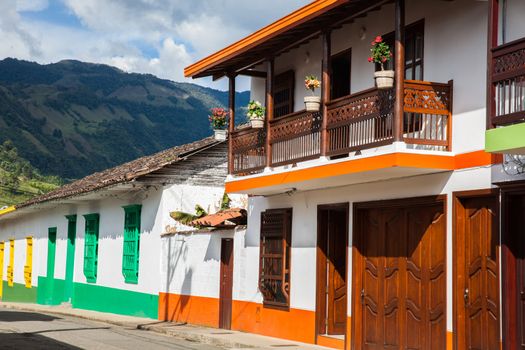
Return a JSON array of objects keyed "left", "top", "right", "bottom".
[
  {"left": 368, "top": 36, "right": 393, "bottom": 71},
  {"left": 209, "top": 107, "right": 228, "bottom": 130}
]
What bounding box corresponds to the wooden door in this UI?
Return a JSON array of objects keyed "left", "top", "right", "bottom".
[
  {"left": 64, "top": 215, "right": 77, "bottom": 302},
  {"left": 46, "top": 228, "right": 57, "bottom": 302},
  {"left": 353, "top": 197, "right": 446, "bottom": 350},
  {"left": 0, "top": 242, "right": 4, "bottom": 298},
  {"left": 456, "top": 193, "right": 500, "bottom": 350},
  {"left": 502, "top": 191, "right": 525, "bottom": 350},
  {"left": 316, "top": 204, "right": 348, "bottom": 338},
  {"left": 219, "top": 238, "right": 234, "bottom": 329}
]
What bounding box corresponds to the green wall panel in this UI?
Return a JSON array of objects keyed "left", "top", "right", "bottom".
[
  {"left": 37, "top": 277, "right": 66, "bottom": 306},
  {"left": 72, "top": 283, "right": 158, "bottom": 319},
  {"left": 1, "top": 281, "right": 37, "bottom": 303},
  {"left": 485, "top": 122, "right": 525, "bottom": 154}
]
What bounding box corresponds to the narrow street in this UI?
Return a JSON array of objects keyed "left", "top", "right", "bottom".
[{"left": 0, "top": 309, "right": 222, "bottom": 350}]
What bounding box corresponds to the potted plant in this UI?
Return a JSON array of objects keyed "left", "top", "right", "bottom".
[
  {"left": 368, "top": 36, "right": 394, "bottom": 89},
  {"left": 247, "top": 100, "right": 265, "bottom": 128},
  {"left": 209, "top": 107, "right": 228, "bottom": 140},
  {"left": 304, "top": 75, "right": 321, "bottom": 111}
]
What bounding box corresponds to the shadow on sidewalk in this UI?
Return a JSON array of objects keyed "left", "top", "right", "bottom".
[
  {"left": 0, "top": 311, "right": 61, "bottom": 322},
  {"left": 0, "top": 333, "right": 83, "bottom": 349}
]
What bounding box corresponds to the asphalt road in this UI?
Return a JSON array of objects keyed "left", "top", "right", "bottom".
[{"left": 0, "top": 309, "right": 223, "bottom": 350}]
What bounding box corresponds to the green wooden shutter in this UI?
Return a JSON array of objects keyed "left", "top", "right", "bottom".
[
  {"left": 83, "top": 214, "right": 100, "bottom": 283},
  {"left": 122, "top": 205, "right": 141, "bottom": 284}
]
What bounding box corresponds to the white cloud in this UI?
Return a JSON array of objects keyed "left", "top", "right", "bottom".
[{"left": 16, "top": 0, "right": 48, "bottom": 12}]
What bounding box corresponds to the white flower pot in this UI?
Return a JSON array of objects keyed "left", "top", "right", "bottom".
[
  {"left": 213, "top": 129, "right": 227, "bottom": 141},
  {"left": 304, "top": 96, "right": 321, "bottom": 112},
  {"left": 374, "top": 70, "right": 395, "bottom": 89},
  {"left": 250, "top": 119, "right": 265, "bottom": 128}
]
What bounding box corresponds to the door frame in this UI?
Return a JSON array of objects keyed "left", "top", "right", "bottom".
[
  {"left": 351, "top": 195, "right": 446, "bottom": 349},
  {"left": 453, "top": 189, "right": 500, "bottom": 350},
  {"left": 315, "top": 203, "right": 349, "bottom": 346},
  {"left": 499, "top": 181, "right": 525, "bottom": 350},
  {"left": 219, "top": 237, "right": 234, "bottom": 330}
]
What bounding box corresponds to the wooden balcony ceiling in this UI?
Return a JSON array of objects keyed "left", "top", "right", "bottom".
[{"left": 184, "top": 0, "right": 391, "bottom": 79}]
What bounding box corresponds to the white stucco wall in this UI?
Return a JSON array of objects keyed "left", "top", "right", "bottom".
[{"left": 237, "top": 165, "right": 493, "bottom": 334}]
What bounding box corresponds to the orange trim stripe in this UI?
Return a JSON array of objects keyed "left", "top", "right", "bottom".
[
  {"left": 184, "top": 0, "right": 347, "bottom": 78},
  {"left": 226, "top": 150, "right": 499, "bottom": 193}
]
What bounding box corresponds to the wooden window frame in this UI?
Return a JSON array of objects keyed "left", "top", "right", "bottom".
[
  {"left": 83, "top": 213, "right": 100, "bottom": 283},
  {"left": 259, "top": 208, "right": 293, "bottom": 310},
  {"left": 24, "top": 236, "right": 33, "bottom": 288},
  {"left": 122, "top": 204, "right": 142, "bottom": 284},
  {"left": 273, "top": 70, "right": 295, "bottom": 118}
]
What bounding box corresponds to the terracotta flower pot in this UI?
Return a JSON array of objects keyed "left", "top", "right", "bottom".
[
  {"left": 250, "top": 119, "right": 265, "bottom": 128},
  {"left": 374, "top": 70, "right": 395, "bottom": 89},
  {"left": 213, "top": 129, "right": 227, "bottom": 141},
  {"left": 304, "top": 96, "right": 321, "bottom": 112}
]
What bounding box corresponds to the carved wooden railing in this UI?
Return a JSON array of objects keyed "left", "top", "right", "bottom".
[
  {"left": 403, "top": 80, "right": 453, "bottom": 151},
  {"left": 230, "top": 127, "right": 266, "bottom": 175},
  {"left": 325, "top": 88, "right": 395, "bottom": 156},
  {"left": 269, "top": 110, "right": 322, "bottom": 167},
  {"left": 491, "top": 37, "right": 525, "bottom": 126}
]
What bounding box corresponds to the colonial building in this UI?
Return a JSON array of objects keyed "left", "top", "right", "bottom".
[
  {"left": 0, "top": 137, "right": 246, "bottom": 324},
  {"left": 184, "top": 0, "right": 525, "bottom": 349}
]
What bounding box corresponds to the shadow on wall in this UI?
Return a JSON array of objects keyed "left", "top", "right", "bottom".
[
  {"left": 203, "top": 235, "right": 220, "bottom": 262},
  {"left": 162, "top": 235, "right": 191, "bottom": 322}
]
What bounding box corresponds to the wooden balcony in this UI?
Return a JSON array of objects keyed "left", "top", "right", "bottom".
[
  {"left": 230, "top": 80, "right": 453, "bottom": 176},
  {"left": 490, "top": 37, "right": 525, "bottom": 127}
]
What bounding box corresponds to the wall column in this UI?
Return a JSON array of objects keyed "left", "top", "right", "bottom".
[
  {"left": 394, "top": 0, "right": 405, "bottom": 142},
  {"left": 265, "top": 59, "right": 274, "bottom": 169},
  {"left": 487, "top": 0, "right": 499, "bottom": 129},
  {"left": 227, "top": 74, "right": 236, "bottom": 174},
  {"left": 321, "top": 30, "right": 331, "bottom": 158}
]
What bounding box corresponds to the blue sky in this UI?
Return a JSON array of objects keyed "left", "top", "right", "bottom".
[{"left": 1, "top": 0, "right": 310, "bottom": 90}]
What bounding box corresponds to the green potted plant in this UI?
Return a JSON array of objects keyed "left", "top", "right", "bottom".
[
  {"left": 247, "top": 100, "right": 265, "bottom": 128},
  {"left": 209, "top": 107, "right": 228, "bottom": 140},
  {"left": 304, "top": 75, "right": 321, "bottom": 111},
  {"left": 368, "top": 36, "right": 394, "bottom": 89}
]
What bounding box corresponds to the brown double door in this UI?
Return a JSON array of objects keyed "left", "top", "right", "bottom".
[
  {"left": 317, "top": 204, "right": 348, "bottom": 338},
  {"left": 455, "top": 192, "right": 500, "bottom": 350},
  {"left": 353, "top": 197, "right": 446, "bottom": 350},
  {"left": 219, "top": 238, "right": 234, "bottom": 330},
  {"left": 502, "top": 191, "right": 525, "bottom": 350}
]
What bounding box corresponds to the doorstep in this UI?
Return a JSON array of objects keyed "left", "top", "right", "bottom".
[{"left": 0, "top": 302, "right": 332, "bottom": 349}]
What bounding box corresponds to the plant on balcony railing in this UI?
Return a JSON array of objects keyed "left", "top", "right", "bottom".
[
  {"left": 247, "top": 100, "right": 265, "bottom": 128},
  {"left": 369, "top": 36, "right": 394, "bottom": 89},
  {"left": 304, "top": 75, "right": 321, "bottom": 112},
  {"left": 209, "top": 107, "right": 228, "bottom": 140}
]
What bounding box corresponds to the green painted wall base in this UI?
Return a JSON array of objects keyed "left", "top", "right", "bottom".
[
  {"left": 486, "top": 122, "right": 525, "bottom": 154},
  {"left": 1, "top": 282, "right": 37, "bottom": 303},
  {"left": 37, "top": 277, "right": 66, "bottom": 305},
  {"left": 72, "top": 283, "right": 158, "bottom": 319}
]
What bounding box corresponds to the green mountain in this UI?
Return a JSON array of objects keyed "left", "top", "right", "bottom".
[
  {"left": 0, "top": 58, "right": 249, "bottom": 180},
  {"left": 0, "top": 141, "right": 61, "bottom": 206}
]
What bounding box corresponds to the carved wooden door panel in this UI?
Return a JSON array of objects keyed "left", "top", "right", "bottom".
[
  {"left": 460, "top": 196, "right": 500, "bottom": 350},
  {"left": 327, "top": 209, "right": 348, "bottom": 335}
]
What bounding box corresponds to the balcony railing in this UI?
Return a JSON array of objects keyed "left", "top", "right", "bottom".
[
  {"left": 491, "top": 37, "right": 525, "bottom": 127},
  {"left": 230, "top": 79, "right": 453, "bottom": 175}
]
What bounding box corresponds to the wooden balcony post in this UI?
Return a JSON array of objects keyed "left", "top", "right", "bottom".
[
  {"left": 487, "top": 0, "right": 499, "bottom": 129},
  {"left": 227, "top": 74, "right": 236, "bottom": 174},
  {"left": 394, "top": 0, "right": 405, "bottom": 142},
  {"left": 321, "top": 30, "right": 332, "bottom": 157},
  {"left": 265, "top": 59, "right": 275, "bottom": 169}
]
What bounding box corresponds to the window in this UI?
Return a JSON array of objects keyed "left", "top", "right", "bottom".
[
  {"left": 24, "top": 237, "right": 32, "bottom": 288},
  {"left": 122, "top": 205, "right": 142, "bottom": 284},
  {"left": 259, "top": 208, "right": 292, "bottom": 309},
  {"left": 382, "top": 20, "right": 424, "bottom": 80},
  {"left": 331, "top": 49, "right": 352, "bottom": 100},
  {"left": 83, "top": 214, "right": 100, "bottom": 283},
  {"left": 7, "top": 239, "right": 14, "bottom": 287},
  {"left": 274, "top": 70, "right": 295, "bottom": 118}
]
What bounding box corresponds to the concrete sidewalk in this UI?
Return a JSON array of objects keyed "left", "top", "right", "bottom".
[{"left": 0, "top": 302, "right": 332, "bottom": 350}]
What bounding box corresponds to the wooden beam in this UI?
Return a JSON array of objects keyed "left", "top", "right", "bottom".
[
  {"left": 394, "top": 0, "right": 405, "bottom": 142},
  {"left": 487, "top": 0, "right": 499, "bottom": 130},
  {"left": 212, "top": 73, "right": 226, "bottom": 81},
  {"left": 238, "top": 69, "right": 267, "bottom": 78},
  {"left": 321, "top": 30, "right": 331, "bottom": 157},
  {"left": 228, "top": 75, "right": 236, "bottom": 174},
  {"left": 265, "top": 59, "right": 274, "bottom": 169}
]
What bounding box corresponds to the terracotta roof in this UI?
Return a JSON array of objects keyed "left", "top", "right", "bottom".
[
  {"left": 17, "top": 137, "right": 222, "bottom": 209},
  {"left": 190, "top": 208, "right": 247, "bottom": 228}
]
